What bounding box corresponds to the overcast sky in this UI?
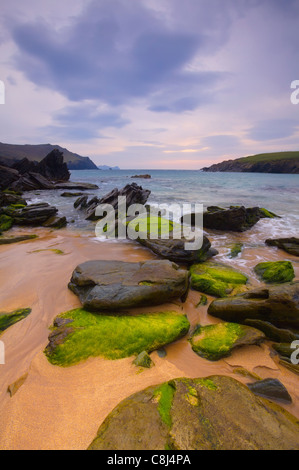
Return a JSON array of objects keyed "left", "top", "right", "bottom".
[{"left": 0, "top": 0, "right": 298, "bottom": 168}]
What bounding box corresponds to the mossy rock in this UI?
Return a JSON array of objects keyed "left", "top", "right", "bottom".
[
  {"left": 259, "top": 208, "right": 278, "bottom": 219},
  {"left": 190, "top": 322, "right": 265, "bottom": 361},
  {"left": 254, "top": 261, "right": 295, "bottom": 284},
  {"left": 133, "top": 351, "right": 154, "bottom": 368},
  {"left": 88, "top": 375, "right": 299, "bottom": 450},
  {"left": 0, "top": 308, "right": 31, "bottom": 334},
  {"left": 0, "top": 235, "right": 38, "bottom": 245},
  {"left": 229, "top": 243, "right": 243, "bottom": 258},
  {"left": 190, "top": 261, "right": 248, "bottom": 298},
  {"left": 45, "top": 309, "right": 190, "bottom": 367},
  {"left": 0, "top": 214, "right": 14, "bottom": 232}
]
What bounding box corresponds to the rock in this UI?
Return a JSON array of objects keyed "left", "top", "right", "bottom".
[
  {"left": 254, "top": 261, "right": 295, "bottom": 284},
  {"left": 137, "top": 235, "right": 217, "bottom": 265},
  {"left": 229, "top": 243, "right": 243, "bottom": 258},
  {"left": 88, "top": 375, "right": 299, "bottom": 450},
  {"left": 0, "top": 192, "right": 27, "bottom": 208},
  {"left": 272, "top": 343, "right": 294, "bottom": 359},
  {"left": 196, "top": 295, "right": 208, "bottom": 307},
  {"left": 12, "top": 158, "right": 37, "bottom": 174},
  {"left": 0, "top": 235, "right": 38, "bottom": 245},
  {"left": 37, "top": 149, "right": 70, "bottom": 181},
  {"left": 266, "top": 238, "right": 299, "bottom": 257},
  {"left": 42, "top": 215, "right": 67, "bottom": 229},
  {"left": 0, "top": 308, "right": 31, "bottom": 333},
  {"left": 202, "top": 206, "right": 265, "bottom": 232},
  {"left": 61, "top": 192, "right": 84, "bottom": 198},
  {"left": 68, "top": 260, "right": 188, "bottom": 311},
  {"left": 45, "top": 308, "right": 190, "bottom": 366},
  {"left": 208, "top": 282, "right": 299, "bottom": 329},
  {"left": 74, "top": 195, "right": 89, "bottom": 209},
  {"left": 85, "top": 183, "right": 151, "bottom": 221},
  {"left": 9, "top": 172, "right": 55, "bottom": 191},
  {"left": 0, "top": 214, "right": 14, "bottom": 232},
  {"left": 190, "top": 261, "right": 248, "bottom": 298},
  {"left": 190, "top": 322, "right": 265, "bottom": 361},
  {"left": 0, "top": 165, "right": 20, "bottom": 190},
  {"left": 244, "top": 319, "right": 299, "bottom": 343},
  {"left": 278, "top": 358, "right": 299, "bottom": 376},
  {"left": 133, "top": 351, "right": 154, "bottom": 368},
  {"left": 247, "top": 379, "right": 292, "bottom": 404},
  {"left": 55, "top": 182, "right": 99, "bottom": 190},
  {"left": 13, "top": 203, "right": 58, "bottom": 226},
  {"left": 131, "top": 174, "right": 151, "bottom": 179}
]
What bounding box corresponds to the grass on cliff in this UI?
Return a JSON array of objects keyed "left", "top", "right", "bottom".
[
  {"left": 46, "top": 309, "right": 190, "bottom": 367},
  {"left": 236, "top": 151, "right": 299, "bottom": 164}
]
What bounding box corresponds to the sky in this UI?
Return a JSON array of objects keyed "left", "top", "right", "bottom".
[{"left": 0, "top": 0, "right": 299, "bottom": 169}]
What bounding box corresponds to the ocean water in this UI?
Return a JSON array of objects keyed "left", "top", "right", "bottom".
[{"left": 24, "top": 169, "right": 299, "bottom": 239}]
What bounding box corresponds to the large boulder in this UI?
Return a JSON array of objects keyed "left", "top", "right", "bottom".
[
  {"left": 68, "top": 260, "right": 189, "bottom": 311},
  {"left": 208, "top": 282, "right": 299, "bottom": 329},
  {"left": 0, "top": 165, "right": 20, "bottom": 190},
  {"left": 202, "top": 206, "right": 267, "bottom": 232},
  {"left": 266, "top": 238, "right": 299, "bottom": 257},
  {"left": 254, "top": 261, "right": 295, "bottom": 284},
  {"left": 88, "top": 375, "right": 299, "bottom": 450},
  {"left": 13, "top": 203, "right": 58, "bottom": 226},
  {"left": 37, "top": 149, "right": 70, "bottom": 182}
]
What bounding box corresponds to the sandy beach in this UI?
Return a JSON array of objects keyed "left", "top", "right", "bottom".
[{"left": 0, "top": 226, "right": 298, "bottom": 450}]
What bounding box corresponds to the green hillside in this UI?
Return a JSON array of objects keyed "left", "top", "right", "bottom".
[{"left": 235, "top": 151, "right": 299, "bottom": 164}]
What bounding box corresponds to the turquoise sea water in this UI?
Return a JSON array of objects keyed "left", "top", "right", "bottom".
[{"left": 25, "top": 169, "right": 299, "bottom": 239}]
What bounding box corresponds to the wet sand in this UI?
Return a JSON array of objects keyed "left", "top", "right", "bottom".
[{"left": 0, "top": 226, "right": 298, "bottom": 450}]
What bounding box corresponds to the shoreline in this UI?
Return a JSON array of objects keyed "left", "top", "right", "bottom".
[{"left": 0, "top": 226, "right": 298, "bottom": 449}]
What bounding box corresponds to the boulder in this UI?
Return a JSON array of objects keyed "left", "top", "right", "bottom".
[
  {"left": 45, "top": 308, "right": 190, "bottom": 366},
  {"left": 0, "top": 165, "right": 20, "bottom": 190},
  {"left": 202, "top": 206, "right": 264, "bottom": 232},
  {"left": 266, "top": 238, "right": 299, "bottom": 257},
  {"left": 68, "top": 260, "right": 189, "bottom": 311},
  {"left": 244, "top": 319, "right": 299, "bottom": 343},
  {"left": 208, "top": 282, "right": 299, "bottom": 329},
  {"left": 74, "top": 195, "right": 89, "bottom": 209},
  {"left": 254, "top": 261, "right": 295, "bottom": 284},
  {"left": 137, "top": 235, "right": 217, "bottom": 265},
  {"left": 190, "top": 261, "right": 248, "bottom": 297},
  {"left": 37, "top": 149, "right": 70, "bottom": 181},
  {"left": 88, "top": 375, "right": 299, "bottom": 450},
  {"left": 13, "top": 203, "right": 58, "bottom": 226},
  {"left": 190, "top": 322, "right": 265, "bottom": 361},
  {"left": 42, "top": 215, "right": 67, "bottom": 229},
  {"left": 133, "top": 351, "right": 154, "bottom": 368}
]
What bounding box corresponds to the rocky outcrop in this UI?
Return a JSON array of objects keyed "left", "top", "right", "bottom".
[
  {"left": 247, "top": 379, "right": 292, "bottom": 404},
  {"left": 84, "top": 183, "right": 151, "bottom": 221},
  {"left": 0, "top": 165, "right": 20, "bottom": 190},
  {"left": 254, "top": 261, "right": 295, "bottom": 284},
  {"left": 12, "top": 203, "right": 59, "bottom": 226},
  {"left": 266, "top": 238, "right": 299, "bottom": 257},
  {"left": 68, "top": 260, "right": 188, "bottom": 311},
  {"left": 88, "top": 375, "right": 299, "bottom": 450},
  {"left": 208, "top": 282, "right": 299, "bottom": 329},
  {"left": 190, "top": 322, "right": 265, "bottom": 361}
]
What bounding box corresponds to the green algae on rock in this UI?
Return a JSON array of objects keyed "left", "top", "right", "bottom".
[
  {"left": 45, "top": 309, "right": 190, "bottom": 367},
  {"left": 0, "top": 214, "right": 14, "bottom": 233},
  {"left": 0, "top": 308, "right": 31, "bottom": 334},
  {"left": 133, "top": 351, "right": 154, "bottom": 368},
  {"left": 88, "top": 375, "right": 299, "bottom": 450},
  {"left": 0, "top": 235, "right": 38, "bottom": 245},
  {"left": 229, "top": 243, "right": 243, "bottom": 258},
  {"left": 190, "top": 261, "right": 248, "bottom": 298},
  {"left": 254, "top": 261, "right": 295, "bottom": 284},
  {"left": 190, "top": 322, "right": 265, "bottom": 361}
]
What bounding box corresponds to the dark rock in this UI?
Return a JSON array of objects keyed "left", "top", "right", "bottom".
[
  {"left": 13, "top": 203, "right": 58, "bottom": 226},
  {"left": 85, "top": 183, "right": 151, "bottom": 221},
  {"left": 68, "top": 259, "right": 188, "bottom": 311},
  {"left": 61, "top": 192, "right": 84, "bottom": 198},
  {"left": 247, "top": 379, "right": 292, "bottom": 404},
  {"left": 88, "top": 375, "right": 299, "bottom": 450},
  {"left": 133, "top": 351, "right": 154, "bottom": 368},
  {"left": 0, "top": 192, "right": 27, "bottom": 208},
  {"left": 266, "top": 238, "right": 299, "bottom": 257},
  {"left": 12, "top": 158, "right": 38, "bottom": 174},
  {"left": 0, "top": 235, "right": 38, "bottom": 245},
  {"left": 208, "top": 282, "right": 299, "bottom": 329},
  {"left": 0, "top": 308, "right": 31, "bottom": 333},
  {"left": 45, "top": 325, "right": 75, "bottom": 355},
  {"left": 203, "top": 206, "right": 262, "bottom": 232},
  {"left": 272, "top": 343, "right": 294, "bottom": 359},
  {"left": 42, "top": 215, "right": 67, "bottom": 229},
  {"left": 53, "top": 317, "right": 74, "bottom": 328},
  {"left": 37, "top": 149, "right": 70, "bottom": 182},
  {"left": 55, "top": 182, "right": 99, "bottom": 190},
  {"left": 244, "top": 319, "right": 299, "bottom": 343},
  {"left": 131, "top": 174, "right": 151, "bottom": 179},
  {"left": 0, "top": 165, "right": 20, "bottom": 190},
  {"left": 137, "top": 235, "right": 217, "bottom": 265},
  {"left": 74, "top": 195, "right": 89, "bottom": 209}
]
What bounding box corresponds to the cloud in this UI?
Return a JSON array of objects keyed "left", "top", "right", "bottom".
[{"left": 247, "top": 119, "right": 299, "bottom": 141}]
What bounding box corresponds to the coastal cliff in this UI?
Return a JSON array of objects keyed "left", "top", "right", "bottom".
[{"left": 202, "top": 151, "right": 299, "bottom": 174}]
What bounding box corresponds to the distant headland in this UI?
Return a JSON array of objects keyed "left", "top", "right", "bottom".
[{"left": 202, "top": 151, "right": 299, "bottom": 174}]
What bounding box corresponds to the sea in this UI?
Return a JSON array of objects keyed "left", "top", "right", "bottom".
[{"left": 24, "top": 170, "right": 299, "bottom": 239}]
